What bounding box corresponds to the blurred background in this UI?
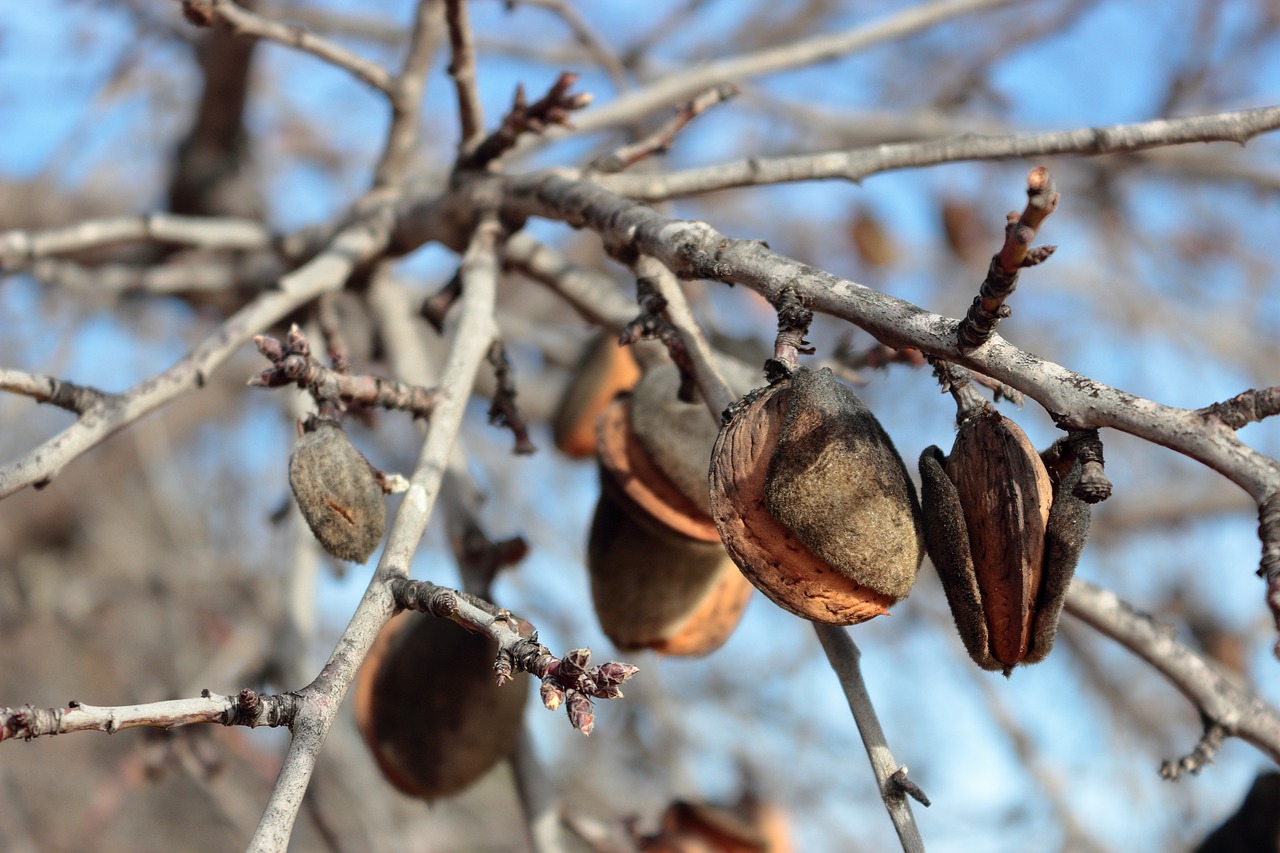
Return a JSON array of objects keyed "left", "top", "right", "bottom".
[{"left": 2, "top": 1, "right": 1280, "bottom": 850}]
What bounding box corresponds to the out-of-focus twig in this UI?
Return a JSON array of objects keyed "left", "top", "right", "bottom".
[
  {"left": 181, "top": 0, "right": 395, "bottom": 94},
  {"left": 1065, "top": 579, "right": 1280, "bottom": 769},
  {"left": 595, "top": 105, "right": 1280, "bottom": 201}
]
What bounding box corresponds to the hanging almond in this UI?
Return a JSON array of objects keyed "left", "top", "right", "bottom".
[
  {"left": 919, "top": 405, "right": 1091, "bottom": 672},
  {"left": 709, "top": 367, "right": 924, "bottom": 625},
  {"left": 588, "top": 364, "right": 751, "bottom": 656},
  {"left": 553, "top": 331, "right": 641, "bottom": 458},
  {"left": 354, "top": 613, "right": 528, "bottom": 800},
  {"left": 289, "top": 416, "right": 386, "bottom": 563}
]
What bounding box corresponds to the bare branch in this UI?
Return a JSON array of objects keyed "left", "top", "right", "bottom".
[
  {"left": 250, "top": 325, "right": 440, "bottom": 417},
  {"left": 444, "top": 0, "right": 485, "bottom": 153},
  {"left": 955, "top": 166, "right": 1059, "bottom": 350},
  {"left": 1064, "top": 579, "right": 1280, "bottom": 766},
  {"left": 502, "top": 232, "right": 636, "bottom": 331},
  {"left": 569, "top": 0, "right": 1014, "bottom": 136},
  {"left": 815, "top": 625, "right": 926, "bottom": 853},
  {"left": 0, "top": 690, "right": 296, "bottom": 743},
  {"left": 507, "top": 0, "right": 629, "bottom": 93},
  {"left": 185, "top": 0, "right": 396, "bottom": 94},
  {"left": 0, "top": 214, "right": 391, "bottom": 499},
  {"left": 0, "top": 369, "right": 111, "bottom": 414},
  {"left": 248, "top": 216, "right": 503, "bottom": 852},
  {"left": 372, "top": 0, "right": 443, "bottom": 188},
  {"left": 596, "top": 104, "right": 1280, "bottom": 201},
  {"left": 588, "top": 83, "right": 740, "bottom": 175},
  {"left": 0, "top": 213, "right": 271, "bottom": 272}
]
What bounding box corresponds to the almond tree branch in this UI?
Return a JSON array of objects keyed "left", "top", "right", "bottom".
[
  {"left": 565, "top": 0, "right": 1014, "bottom": 137},
  {"left": 0, "top": 369, "right": 111, "bottom": 414},
  {"left": 246, "top": 215, "right": 504, "bottom": 852},
  {"left": 815, "top": 625, "right": 927, "bottom": 853},
  {"left": 372, "top": 0, "right": 443, "bottom": 187},
  {"left": 595, "top": 104, "right": 1280, "bottom": 201},
  {"left": 0, "top": 213, "right": 272, "bottom": 272},
  {"left": 186, "top": 0, "right": 396, "bottom": 95},
  {"left": 444, "top": 0, "right": 485, "bottom": 153},
  {"left": 587, "top": 83, "right": 740, "bottom": 175},
  {"left": 510, "top": 0, "right": 628, "bottom": 92},
  {"left": 0, "top": 689, "right": 296, "bottom": 743},
  {"left": 0, "top": 213, "right": 392, "bottom": 499},
  {"left": 1064, "top": 579, "right": 1280, "bottom": 766},
  {"left": 486, "top": 169, "right": 1280, "bottom": 642}
]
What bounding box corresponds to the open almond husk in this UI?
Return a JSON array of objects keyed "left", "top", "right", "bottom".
[
  {"left": 919, "top": 405, "right": 1090, "bottom": 671},
  {"left": 587, "top": 365, "right": 751, "bottom": 656},
  {"left": 553, "top": 331, "right": 641, "bottom": 458},
  {"left": 354, "top": 613, "right": 527, "bottom": 800},
  {"left": 709, "top": 367, "right": 924, "bottom": 625}
]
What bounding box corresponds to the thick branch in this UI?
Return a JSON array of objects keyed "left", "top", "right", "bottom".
[{"left": 247, "top": 217, "right": 502, "bottom": 852}]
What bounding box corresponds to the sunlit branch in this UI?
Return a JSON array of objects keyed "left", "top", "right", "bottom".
[
  {"left": 595, "top": 105, "right": 1280, "bottom": 201},
  {"left": 0, "top": 213, "right": 271, "bottom": 272},
  {"left": 184, "top": 0, "right": 396, "bottom": 94}
]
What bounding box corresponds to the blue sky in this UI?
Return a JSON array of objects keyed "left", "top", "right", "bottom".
[{"left": 3, "top": 2, "right": 1280, "bottom": 851}]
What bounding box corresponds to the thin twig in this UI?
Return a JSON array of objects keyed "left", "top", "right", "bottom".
[
  {"left": 444, "top": 0, "right": 485, "bottom": 153},
  {"left": 595, "top": 105, "right": 1280, "bottom": 201},
  {"left": 186, "top": 0, "right": 396, "bottom": 94},
  {"left": 955, "top": 167, "right": 1058, "bottom": 350},
  {"left": 250, "top": 325, "right": 439, "bottom": 418},
  {"left": 636, "top": 257, "right": 736, "bottom": 418},
  {"left": 508, "top": 0, "right": 628, "bottom": 93},
  {"left": 588, "top": 83, "right": 740, "bottom": 175},
  {"left": 0, "top": 214, "right": 392, "bottom": 499},
  {"left": 1, "top": 689, "right": 296, "bottom": 742},
  {"left": 372, "top": 0, "right": 442, "bottom": 187},
  {"left": 566, "top": 0, "right": 1013, "bottom": 136},
  {"left": 815, "top": 625, "right": 926, "bottom": 853}
]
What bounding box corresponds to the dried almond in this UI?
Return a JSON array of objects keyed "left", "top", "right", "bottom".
[{"left": 709, "top": 367, "right": 924, "bottom": 625}]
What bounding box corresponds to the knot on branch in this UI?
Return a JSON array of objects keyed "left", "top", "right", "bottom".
[
  {"left": 0, "top": 704, "right": 64, "bottom": 742},
  {"left": 770, "top": 287, "right": 814, "bottom": 372},
  {"left": 1204, "top": 386, "right": 1280, "bottom": 430}
]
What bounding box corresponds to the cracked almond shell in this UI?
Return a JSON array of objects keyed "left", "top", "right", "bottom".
[
  {"left": 552, "top": 332, "right": 641, "bottom": 458},
  {"left": 708, "top": 367, "right": 924, "bottom": 625},
  {"left": 354, "top": 612, "right": 527, "bottom": 800},
  {"left": 588, "top": 381, "right": 751, "bottom": 656}
]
